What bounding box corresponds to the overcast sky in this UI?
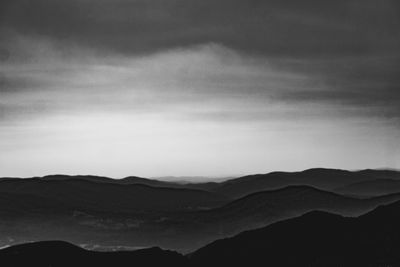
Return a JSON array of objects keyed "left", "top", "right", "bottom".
[{"left": 0, "top": 0, "right": 399, "bottom": 178}]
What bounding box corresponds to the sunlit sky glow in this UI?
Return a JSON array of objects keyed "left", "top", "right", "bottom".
[{"left": 0, "top": 0, "right": 399, "bottom": 178}]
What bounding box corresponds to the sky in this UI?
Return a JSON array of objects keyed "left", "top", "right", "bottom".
[{"left": 0, "top": 0, "right": 399, "bottom": 178}]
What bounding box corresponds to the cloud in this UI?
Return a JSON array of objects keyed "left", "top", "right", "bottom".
[
  {"left": 1, "top": 1, "right": 399, "bottom": 124},
  {"left": 0, "top": 38, "right": 305, "bottom": 121},
  {"left": 1, "top": 1, "right": 399, "bottom": 176},
  {"left": 1, "top": 0, "right": 399, "bottom": 57},
  {"left": 1, "top": 34, "right": 400, "bottom": 126}
]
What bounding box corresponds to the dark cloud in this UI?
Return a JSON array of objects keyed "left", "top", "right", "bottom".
[
  {"left": 0, "top": 0, "right": 399, "bottom": 123},
  {"left": 272, "top": 55, "right": 400, "bottom": 112},
  {"left": 1, "top": 0, "right": 399, "bottom": 57},
  {"left": 1, "top": 1, "right": 400, "bottom": 175}
]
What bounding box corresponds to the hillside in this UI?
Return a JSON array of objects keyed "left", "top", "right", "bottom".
[
  {"left": 211, "top": 168, "right": 400, "bottom": 198},
  {"left": 335, "top": 178, "right": 400, "bottom": 196},
  {"left": 0, "top": 178, "right": 228, "bottom": 213},
  {"left": 191, "top": 200, "right": 400, "bottom": 266},
  {"left": 0, "top": 241, "right": 187, "bottom": 267}
]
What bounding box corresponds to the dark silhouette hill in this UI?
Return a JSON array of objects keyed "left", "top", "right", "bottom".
[
  {"left": 163, "top": 186, "right": 400, "bottom": 251},
  {"left": 0, "top": 241, "right": 187, "bottom": 267},
  {"left": 2, "top": 169, "right": 400, "bottom": 253},
  {"left": 37, "top": 174, "right": 222, "bottom": 191},
  {"left": 190, "top": 200, "right": 400, "bottom": 267},
  {"left": 356, "top": 169, "right": 400, "bottom": 179},
  {"left": 335, "top": 178, "right": 400, "bottom": 196},
  {"left": 194, "top": 185, "right": 400, "bottom": 224},
  {"left": 40, "top": 174, "right": 189, "bottom": 188},
  {"left": 2, "top": 184, "right": 400, "bottom": 253},
  {"left": 4, "top": 168, "right": 400, "bottom": 197},
  {"left": 211, "top": 168, "right": 400, "bottom": 198},
  {"left": 0, "top": 178, "right": 228, "bottom": 213},
  {"left": 4, "top": 201, "right": 400, "bottom": 266}
]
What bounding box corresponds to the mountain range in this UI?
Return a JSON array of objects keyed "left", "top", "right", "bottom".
[
  {"left": 1, "top": 168, "right": 400, "bottom": 254},
  {"left": 3, "top": 199, "right": 400, "bottom": 266}
]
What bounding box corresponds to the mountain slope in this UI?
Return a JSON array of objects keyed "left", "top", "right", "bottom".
[
  {"left": 191, "top": 200, "right": 400, "bottom": 267},
  {"left": 163, "top": 186, "right": 400, "bottom": 250},
  {"left": 212, "top": 168, "right": 400, "bottom": 198},
  {"left": 40, "top": 174, "right": 190, "bottom": 188},
  {"left": 2, "top": 184, "right": 400, "bottom": 253},
  {"left": 0, "top": 241, "right": 187, "bottom": 267},
  {"left": 0, "top": 178, "right": 229, "bottom": 213},
  {"left": 4, "top": 200, "right": 400, "bottom": 266},
  {"left": 335, "top": 178, "right": 400, "bottom": 196}
]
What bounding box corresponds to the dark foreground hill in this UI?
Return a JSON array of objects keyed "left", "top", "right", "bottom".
[
  {"left": 0, "top": 241, "right": 187, "bottom": 267},
  {"left": 191, "top": 200, "right": 400, "bottom": 267}
]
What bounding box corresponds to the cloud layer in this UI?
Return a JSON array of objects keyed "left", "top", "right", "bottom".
[{"left": 0, "top": 0, "right": 399, "bottom": 176}]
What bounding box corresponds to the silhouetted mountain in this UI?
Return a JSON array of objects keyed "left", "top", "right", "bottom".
[
  {"left": 198, "top": 185, "right": 400, "bottom": 224},
  {"left": 2, "top": 169, "right": 400, "bottom": 253},
  {"left": 0, "top": 241, "right": 187, "bottom": 267},
  {"left": 191, "top": 200, "right": 400, "bottom": 267},
  {"left": 38, "top": 174, "right": 221, "bottom": 190},
  {"left": 335, "top": 178, "right": 400, "bottom": 196},
  {"left": 41, "top": 174, "right": 115, "bottom": 183},
  {"left": 162, "top": 186, "right": 400, "bottom": 250},
  {"left": 356, "top": 169, "right": 400, "bottom": 179},
  {"left": 212, "top": 168, "right": 400, "bottom": 198},
  {"left": 119, "top": 176, "right": 180, "bottom": 186},
  {"left": 41, "top": 174, "right": 184, "bottom": 187},
  {"left": 5, "top": 168, "right": 400, "bottom": 197},
  {"left": 0, "top": 178, "right": 229, "bottom": 213},
  {"left": 2, "top": 183, "right": 400, "bottom": 253},
  {"left": 5, "top": 201, "right": 400, "bottom": 266}
]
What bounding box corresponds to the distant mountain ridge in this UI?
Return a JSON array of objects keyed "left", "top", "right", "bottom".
[
  {"left": 3, "top": 168, "right": 400, "bottom": 197},
  {"left": 210, "top": 168, "right": 400, "bottom": 198}
]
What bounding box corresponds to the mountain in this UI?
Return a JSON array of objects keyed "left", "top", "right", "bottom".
[
  {"left": 40, "top": 174, "right": 186, "bottom": 188},
  {"left": 335, "top": 178, "right": 400, "bottom": 196},
  {"left": 2, "top": 183, "right": 400, "bottom": 253},
  {"left": 195, "top": 185, "right": 400, "bottom": 224},
  {"left": 160, "top": 186, "right": 400, "bottom": 251},
  {"left": 211, "top": 168, "right": 400, "bottom": 198},
  {"left": 38, "top": 174, "right": 222, "bottom": 191},
  {"left": 5, "top": 200, "right": 400, "bottom": 266},
  {"left": 190, "top": 200, "right": 400, "bottom": 267},
  {"left": 2, "top": 169, "right": 400, "bottom": 253},
  {"left": 41, "top": 174, "right": 116, "bottom": 183},
  {"left": 0, "top": 178, "right": 229, "bottom": 213},
  {"left": 0, "top": 241, "right": 187, "bottom": 267},
  {"left": 5, "top": 168, "right": 400, "bottom": 197}
]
